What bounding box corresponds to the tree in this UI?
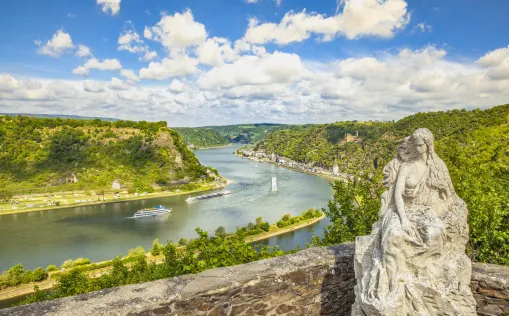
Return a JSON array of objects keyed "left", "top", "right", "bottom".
[
  {"left": 313, "top": 179, "right": 382, "bottom": 246},
  {"left": 215, "top": 226, "right": 227, "bottom": 238},
  {"left": 32, "top": 268, "right": 49, "bottom": 282},
  {"left": 259, "top": 222, "right": 270, "bottom": 232},
  {"left": 150, "top": 239, "right": 162, "bottom": 256},
  {"left": 0, "top": 190, "right": 14, "bottom": 202}
]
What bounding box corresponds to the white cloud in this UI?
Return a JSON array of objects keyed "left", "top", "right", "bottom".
[
  {"left": 244, "top": 0, "right": 410, "bottom": 45},
  {"left": 84, "top": 58, "right": 122, "bottom": 71},
  {"left": 275, "top": 0, "right": 282, "bottom": 6},
  {"left": 66, "top": 13, "right": 76, "bottom": 18},
  {"left": 139, "top": 55, "right": 199, "bottom": 80},
  {"left": 117, "top": 30, "right": 147, "bottom": 53},
  {"left": 414, "top": 23, "right": 432, "bottom": 33},
  {"left": 143, "top": 27, "right": 153, "bottom": 40},
  {"left": 4, "top": 43, "right": 509, "bottom": 126},
  {"left": 108, "top": 77, "right": 132, "bottom": 90},
  {"left": 477, "top": 45, "right": 509, "bottom": 67},
  {"left": 73, "top": 58, "right": 122, "bottom": 76},
  {"left": 197, "top": 51, "right": 306, "bottom": 89},
  {"left": 120, "top": 69, "right": 140, "bottom": 82},
  {"left": 97, "top": 0, "right": 121, "bottom": 15},
  {"left": 0, "top": 74, "right": 22, "bottom": 92},
  {"left": 75, "top": 45, "right": 93, "bottom": 58},
  {"left": 83, "top": 80, "right": 105, "bottom": 93},
  {"left": 118, "top": 30, "right": 142, "bottom": 45},
  {"left": 145, "top": 9, "right": 207, "bottom": 53},
  {"left": 168, "top": 79, "right": 186, "bottom": 93},
  {"left": 72, "top": 66, "right": 89, "bottom": 76},
  {"left": 35, "top": 30, "right": 75, "bottom": 57},
  {"left": 246, "top": 0, "right": 259, "bottom": 3},
  {"left": 23, "top": 80, "right": 43, "bottom": 90},
  {"left": 140, "top": 50, "right": 158, "bottom": 61},
  {"left": 196, "top": 37, "right": 235, "bottom": 67}
]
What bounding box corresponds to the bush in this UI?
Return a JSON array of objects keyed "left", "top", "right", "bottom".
[
  {"left": 276, "top": 220, "right": 286, "bottom": 228},
  {"left": 61, "top": 259, "right": 73, "bottom": 269},
  {"left": 151, "top": 239, "right": 162, "bottom": 256},
  {"left": 128, "top": 246, "right": 146, "bottom": 258},
  {"left": 46, "top": 265, "right": 58, "bottom": 272},
  {"left": 301, "top": 209, "right": 315, "bottom": 220},
  {"left": 215, "top": 226, "right": 227, "bottom": 238},
  {"left": 268, "top": 225, "right": 278, "bottom": 233},
  {"left": 178, "top": 238, "right": 188, "bottom": 246},
  {"left": 8, "top": 264, "right": 24, "bottom": 285},
  {"left": 72, "top": 258, "right": 91, "bottom": 267},
  {"left": 32, "top": 268, "right": 48, "bottom": 282},
  {"left": 0, "top": 190, "right": 14, "bottom": 202},
  {"left": 290, "top": 216, "right": 302, "bottom": 225},
  {"left": 245, "top": 229, "right": 264, "bottom": 236},
  {"left": 282, "top": 214, "right": 291, "bottom": 221},
  {"left": 22, "top": 271, "right": 33, "bottom": 283},
  {"left": 259, "top": 222, "right": 270, "bottom": 232}
]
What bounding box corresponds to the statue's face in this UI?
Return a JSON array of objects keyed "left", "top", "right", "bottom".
[{"left": 415, "top": 137, "right": 427, "bottom": 155}]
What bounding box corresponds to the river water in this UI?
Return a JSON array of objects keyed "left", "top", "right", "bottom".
[{"left": 0, "top": 145, "right": 332, "bottom": 272}]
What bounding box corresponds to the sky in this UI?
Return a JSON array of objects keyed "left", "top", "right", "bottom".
[{"left": 1, "top": 0, "right": 509, "bottom": 127}]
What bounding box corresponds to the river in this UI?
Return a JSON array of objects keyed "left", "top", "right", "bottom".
[{"left": 0, "top": 145, "right": 332, "bottom": 272}]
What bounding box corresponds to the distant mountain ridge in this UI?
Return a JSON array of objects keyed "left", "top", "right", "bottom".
[
  {"left": 174, "top": 123, "right": 295, "bottom": 147},
  {"left": 0, "top": 112, "right": 119, "bottom": 122}
]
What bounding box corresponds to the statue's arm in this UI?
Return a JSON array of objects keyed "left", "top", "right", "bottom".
[{"left": 394, "top": 164, "right": 411, "bottom": 232}]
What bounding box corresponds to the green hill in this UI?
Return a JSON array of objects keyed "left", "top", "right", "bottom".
[
  {"left": 173, "top": 127, "right": 229, "bottom": 148},
  {"left": 175, "top": 123, "right": 291, "bottom": 146},
  {"left": 259, "top": 104, "right": 509, "bottom": 265},
  {"left": 0, "top": 116, "right": 215, "bottom": 194}
]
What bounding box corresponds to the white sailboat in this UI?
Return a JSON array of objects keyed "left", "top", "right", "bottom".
[{"left": 271, "top": 177, "right": 277, "bottom": 191}]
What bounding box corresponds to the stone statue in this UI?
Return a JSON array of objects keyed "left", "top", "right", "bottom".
[{"left": 352, "top": 128, "right": 477, "bottom": 316}]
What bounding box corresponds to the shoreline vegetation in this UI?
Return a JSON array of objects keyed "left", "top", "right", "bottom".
[
  {"left": 0, "top": 180, "right": 228, "bottom": 216},
  {"left": 192, "top": 143, "right": 234, "bottom": 150},
  {"left": 0, "top": 210, "right": 325, "bottom": 303}
]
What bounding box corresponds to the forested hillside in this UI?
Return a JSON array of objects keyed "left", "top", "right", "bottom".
[
  {"left": 264, "top": 104, "right": 508, "bottom": 265},
  {"left": 173, "top": 127, "right": 229, "bottom": 148},
  {"left": 0, "top": 116, "right": 213, "bottom": 194},
  {"left": 179, "top": 123, "right": 291, "bottom": 145}
]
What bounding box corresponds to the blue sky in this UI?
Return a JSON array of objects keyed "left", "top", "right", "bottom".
[{"left": 1, "top": 0, "right": 509, "bottom": 126}]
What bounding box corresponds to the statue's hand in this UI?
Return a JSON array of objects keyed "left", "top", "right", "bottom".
[{"left": 400, "top": 216, "right": 412, "bottom": 234}]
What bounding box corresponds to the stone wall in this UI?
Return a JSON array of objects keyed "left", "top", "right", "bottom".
[
  {"left": 472, "top": 263, "right": 509, "bottom": 316},
  {"left": 1, "top": 243, "right": 508, "bottom": 316}
]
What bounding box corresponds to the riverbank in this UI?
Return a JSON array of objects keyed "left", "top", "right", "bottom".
[
  {"left": 0, "top": 180, "right": 228, "bottom": 216},
  {"left": 244, "top": 213, "right": 325, "bottom": 243},
  {"left": 235, "top": 153, "right": 346, "bottom": 182},
  {"left": 0, "top": 212, "right": 325, "bottom": 303},
  {"left": 193, "top": 143, "right": 234, "bottom": 150}
]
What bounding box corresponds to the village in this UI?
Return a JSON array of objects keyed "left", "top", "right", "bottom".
[{"left": 235, "top": 131, "right": 368, "bottom": 182}]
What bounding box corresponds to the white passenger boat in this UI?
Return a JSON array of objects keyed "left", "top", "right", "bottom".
[
  {"left": 133, "top": 205, "right": 171, "bottom": 218},
  {"left": 185, "top": 190, "right": 231, "bottom": 202}
]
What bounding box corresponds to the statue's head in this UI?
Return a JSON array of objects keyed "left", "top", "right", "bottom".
[{"left": 398, "top": 128, "right": 435, "bottom": 162}]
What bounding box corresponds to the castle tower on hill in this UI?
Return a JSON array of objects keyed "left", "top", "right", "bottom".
[{"left": 340, "top": 130, "right": 361, "bottom": 144}]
